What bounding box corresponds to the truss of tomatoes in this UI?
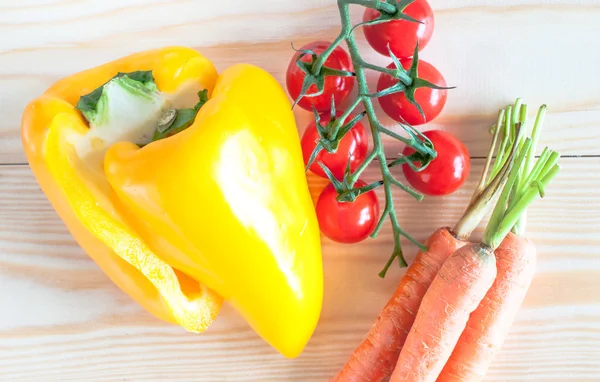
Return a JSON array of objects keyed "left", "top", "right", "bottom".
[{"left": 286, "top": 0, "right": 470, "bottom": 244}]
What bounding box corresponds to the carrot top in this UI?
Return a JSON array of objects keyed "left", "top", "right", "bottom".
[
  {"left": 453, "top": 100, "right": 524, "bottom": 240},
  {"left": 481, "top": 99, "right": 561, "bottom": 249}
]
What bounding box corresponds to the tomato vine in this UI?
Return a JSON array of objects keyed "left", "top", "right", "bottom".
[{"left": 291, "top": 0, "right": 450, "bottom": 276}]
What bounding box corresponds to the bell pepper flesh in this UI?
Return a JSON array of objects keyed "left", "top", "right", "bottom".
[
  {"left": 45, "top": 112, "right": 222, "bottom": 331},
  {"left": 105, "top": 64, "right": 323, "bottom": 358},
  {"left": 22, "top": 48, "right": 223, "bottom": 332},
  {"left": 21, "top": 47, "right": 323, "bottom": 358}
]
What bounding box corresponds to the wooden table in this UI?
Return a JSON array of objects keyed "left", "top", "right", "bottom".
[{"left": 1, "top": 1, "right": 599, "bottom": 380}]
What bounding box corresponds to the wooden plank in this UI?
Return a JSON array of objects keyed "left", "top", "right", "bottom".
[
  {"left": 2, "top": 0, "right": 600, "bottom": 163},
  {"left": 0, "top": 157, "right": 598, "bottom": 381}
]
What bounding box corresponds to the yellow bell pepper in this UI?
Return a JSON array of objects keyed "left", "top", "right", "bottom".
[{"left": 21, "top": 47, "right": 323, "bottom": 358}]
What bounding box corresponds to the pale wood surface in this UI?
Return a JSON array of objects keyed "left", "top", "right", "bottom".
[{"left": 1, "top": 0, "right": 600, "bottom": 381}]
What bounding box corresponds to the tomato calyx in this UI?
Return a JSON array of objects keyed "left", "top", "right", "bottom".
[
  {"left": 388, "top": 150, "right": 433, "bottom": 172},
  {"left": 399, "top": 45, "right": 455, "bottom": 121},
  {"left": 304, "top": 99, "right": 367, "bottom": 172},
  {"left": 354, "top": 0, "right": 422, "bottom": 30},
  {"left": 291, "top": 44, "right": 355, "bottom": 108},
  {"left": 387, "top": 132, "right": 436, "bottom": 173},
  {"left": 368, "top": 43, "right": 454, "bottom": 122},
  {"left": 318, "top": 159, "right": 383, "bottom": 204}
]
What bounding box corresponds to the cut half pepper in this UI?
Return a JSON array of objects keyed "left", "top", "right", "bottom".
[
  {"left": 22, "top": 47, "right": 223, "bottom": 332},
  {"left": 21, "top": 47, "right": 323, "bottom": 358}
]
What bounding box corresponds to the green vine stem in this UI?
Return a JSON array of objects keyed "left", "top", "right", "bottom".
[{"left": 293, "top": 0, "right": 444, "bottom": 276}]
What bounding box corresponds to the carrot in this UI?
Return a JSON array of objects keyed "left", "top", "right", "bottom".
[
  {"left": 437, "top": 105, "right": 550, "bottom": 382},
  {"left": 332, "top": 106, "right": 510, "bottom": 382},
  {"left": 389, "top": 242, "right": 498, "bottom": 382},
  {"left": 390, "top": 101, "right": 560, "bottom": 382},
  {"left": 437, "top": 233, "right": 536, "bottom": 382},
  {"left": 331, "top": 228, "right": 466, "bottom": 382}
]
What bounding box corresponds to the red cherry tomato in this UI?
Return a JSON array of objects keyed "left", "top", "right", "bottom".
[
  {"left": 286, "top": 41, "right": 354, "bottom": 113},
  {"left": 363, "top": 0, "right": 434, "bottom": 58},
  {"left": 301, "top": 113, "right": 368, "bottom": 180},
  {"left": 402, "top": 130, "right": 470, "bottom": 196},
  {"left": 377, "top": 59, "right": 447, "bottom": 125},
  {"left": 316, "top": 181, "right": 380, "bottom": 243}
]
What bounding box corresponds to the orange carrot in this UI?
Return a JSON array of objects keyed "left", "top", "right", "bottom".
[
  {"left": 391, "top": 102, "right": 559, "bottom": 382},
  {"left": 437, "top": 233, "right": 536, "bottom": 382},
  {"left": 389, "top": 242, "right": 498, "bottom": 382},
  {"left": 436, "top": 104, "right": 550, "bottom": 382},
  {"left": 332, "top": 104, "right": 512, "bottom": 382},
  {"left": 331, "top": 228, "right": 466, "bottom": 382},
  {"left": 389, "top": 102, "right": 529, "bottom": 382}
]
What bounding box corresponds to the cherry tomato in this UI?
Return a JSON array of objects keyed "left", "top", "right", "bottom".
[
  {"left": 402, "top": 130, "right": 470, "bottom": 196},
  {"left": 301, "top": 113, "right": 368, "bottom": 180},
  {"left": 377, "top": 59, "right": 447, "bottom": 125},
  {"left": 362, "top": 0, "right": 434, "bottom": 58},
  {"left": 286, "top": 41, "right": 354, "bottom": 113},
  {"left": 316, "top": 181, "right": 379, "bottom": 243}
]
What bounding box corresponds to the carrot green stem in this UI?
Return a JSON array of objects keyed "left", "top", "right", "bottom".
[
  {"left": 471, "top": 109, "right": 504, "bottom": 204},
  {"left": 512, "top": 98, "right": 523, "bottom": 130},
  {"left": 518, "top": 104, "right": 528, "bottom": 140},
  {"left": 494, "top": 164, "right": 560, "bottom": 244},
  {"left": 453, "top": 99, "right": 531, "bottom": 240},
  {"left": 539, "top": 151, "right": 561, "bottom": 179},
  {"left": 524, "top": 105, "right": 547, "bottom": 176},
  {"left": 519, "top": 147, "right": 550, "bottom": 194},
  {"left": 513, "top": 105, "right": 546, "bottom": 234},
  {"left": 453, "top": 122, "right": 523, "bottom": 240},
  {"left": 483, "top": 138, "right": 532, "bottom": 248},
  {"left": 491, "top": 106, "right": 511, "bottom": 179},
  {"left": 510, "top": 105, "right": 528, "bottom": 203},
  {"left": 483, "top": 101, "right": 561, "bottom": 247},
  {"left": 491, "top": 103, "right": 522, "bottom": 181}
]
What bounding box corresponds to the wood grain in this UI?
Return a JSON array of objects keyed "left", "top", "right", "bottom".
[
  {"left": 1, "top": 0, "right": 600, "bottom": 163},
  {"left": 1, "top": 158, "right": 599, "bottom": 381},
  {"left": 2, "top": 0, "right": 600, "bottom": 380}
]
